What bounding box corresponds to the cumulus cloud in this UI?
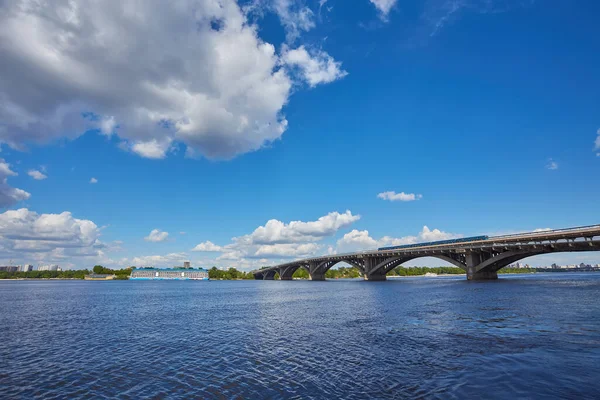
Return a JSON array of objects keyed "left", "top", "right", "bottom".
[
  {"left": 194, "top": 210, "right": 360, "bottom": 261},
  {"left": 28, "top": 170, "right": 47, "bottom": 180},
  {"left": 192, "top": 241, "right": 223, "bottom": 252},
  {"left": 0, "top": 208, "right": 103, "bottom": 263},
  {"left": 369, "top": 0, "right": 397, "bottom": 20},
  {"left": 283, "top": 46, "right": 348, "bottom": 87},
  {"left": 377, "top": 191, "right": 422, "bottom": 202},
  {"left": 546, "top": 158, "right": 558, "bottom": 170},
  {"left": 90, "top": 177, "right": 98, "bottom": 184},
  {"left": 244, "top": 210, "right": 360, "bottom": 244},
  {"left": 144, "top": 229, "right": 169, "bottom": 242},
  {"left": 0, "top": 160, "right": 30, "bottom": 207},
  {"left": 127, "top": 252, "right": 188, "bottom": 268},
  {"left": 336, "top": 226, "right": 462, "bottom": 253},
  {"left": 0, "top": 0, "right": 345, "bottom": 161},
  {"left": 254, "top": 243, "right": 321, "bottom": 257}
]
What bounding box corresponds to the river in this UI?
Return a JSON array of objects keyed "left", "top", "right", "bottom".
[{"left": 1, "top": 273, "right": 600, "bottom": 399}]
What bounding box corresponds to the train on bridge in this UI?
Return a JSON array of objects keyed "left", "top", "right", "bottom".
[{"left": 378, "top": 235, "right": 489, "bottom": 251}]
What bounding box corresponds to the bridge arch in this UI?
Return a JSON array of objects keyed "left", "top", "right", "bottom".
[
  {"left": 313, "top": 259, "right": 366, "bottom": 276},
  {"left": 474, "top": 250, "right": 547, "bottom": 273},
  {"left": 279, "top": 264, "right": 309, "bottom": 280},
  {"left": 369, "top": 255, "right": 467, "bottom": 276}
]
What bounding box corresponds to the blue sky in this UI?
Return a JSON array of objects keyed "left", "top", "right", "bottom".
[{"left": 0, "top": 0, "right": 598, "bottom": 269}]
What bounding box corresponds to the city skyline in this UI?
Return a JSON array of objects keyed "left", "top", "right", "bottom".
[{"left": 0, "top": 0, "right": 599, "bottom": 270}]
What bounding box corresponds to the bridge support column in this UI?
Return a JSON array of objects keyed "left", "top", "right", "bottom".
[
  {"left": 363, "top": 258, "right": 386, "bottom": 281},
  {"left": 467, "top": 270, "right": 498, "bottom": 280},
  {"left": 307, "top": 261, "right": 326, "bottom": 281},
  {"left": 309, "top": 272, "right": 326, "bottom": 281},
  {"left": 466, "top": 252, "right": 498, "bottom": 281}
]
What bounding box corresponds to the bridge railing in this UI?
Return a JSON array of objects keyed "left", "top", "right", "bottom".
[{"left": 489, "top": 224, "right": 600, "bottom": 240}]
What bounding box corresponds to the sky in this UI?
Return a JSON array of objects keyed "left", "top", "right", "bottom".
[{"left": 0, "top": 0, "right": 599, "bottom": 270}]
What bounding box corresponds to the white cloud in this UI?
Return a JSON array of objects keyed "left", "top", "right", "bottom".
[
  {"left": 377, "top": 191, "right": 423, "bottom": 202},
  {"left": 144, "top": 229, "right": 169, "bottom": 242},
  {"left": 273, "top": 0, "right": 316, "bottom": 42},
  {"left": 192, "top": 210, "right": 360, "bottom": 262},
  {"left": 0, "top": 208, "right": 103, "bottom": 263},
  {"left": 0, "top": 160, "right": 30, "bottom": 207},
  {"left": 595, "top": 128, "right": 600, "bottom": 155},
  {"left": 369, "top": 0, "right": 397, "bottom": 20},
  {"left": 130, "top": 138, "right": 173, "bottom": 160},
  {"left": 336, "top": 226, "right": 462, "bottom": 253},
  {"left": 282, "top": 46, "right": 348, "bottom": 88},
  {"left": 100, "top": 116, "right": 117, "bottom": 136},
  {"left": 89, "top": 177, "right": 98, "bottom": 184},
  {"left": 28, "top": 169, "right": 47, "bottom": 180},
  {"left": 127, "top": 252, "right": 188, "bottom": 268},
  {"left": 546, "top": 158, "right": 558, "bottom": 170},
  {"left": 0, "top": 0, "right": 344, "bottom": 161},
  {"left": 245, "top": 0, "right": 316, "bottom": 42},
  {"left": 192, "top": 241, "right": 223, "bottom": 252},
  {"left": 244, "top": 210, "right": 360, "bottom": 244},
  {"left": 254, "top": 243, "right": 321, "bottom": 257}
]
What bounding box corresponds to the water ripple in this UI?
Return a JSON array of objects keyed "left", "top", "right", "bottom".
[{"left": 2, "top": 274, "right": 600, "bottom": 398}]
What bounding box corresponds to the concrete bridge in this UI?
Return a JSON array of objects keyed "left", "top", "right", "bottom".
[{"left": 251, "top": 225, "right": 600, "bottom": 281}]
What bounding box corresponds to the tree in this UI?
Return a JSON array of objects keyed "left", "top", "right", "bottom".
[{"left": 93, "top": 265, "right": 104, "bottom": 274}]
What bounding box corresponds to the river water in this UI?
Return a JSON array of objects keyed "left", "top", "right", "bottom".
[{"left": 1, "top": 273, "right": 600, "bottom": 399}]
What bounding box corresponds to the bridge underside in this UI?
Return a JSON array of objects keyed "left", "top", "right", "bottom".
[{"left": 252, "top": 239, "right": 600, "bottom": 281}]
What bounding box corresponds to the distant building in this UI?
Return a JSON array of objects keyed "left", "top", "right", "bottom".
[
  {"left": 183, "top": 261, "right": 191, "bottom": 269},
  {"left": 130, "top": 268, "right": 208, "bottom": 280},
  {"left": 38, "top": 265, "right": 59, "bottom": 271},
  {"left": 20, "top": 265, "right": 33, "bottom": 272},
  {"left": 0, "top": 266, "right": 19, "bottom": 272}
]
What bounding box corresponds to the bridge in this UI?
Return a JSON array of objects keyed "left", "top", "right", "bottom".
[{"left": 251, "top": 225, "right": 600, "bottom": 281}]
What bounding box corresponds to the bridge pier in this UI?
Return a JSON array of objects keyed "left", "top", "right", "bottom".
[
  {"left": 466, "top": 252, "right": 498, "bottom": 280},
  {"left": 309, "top": 273, "right": 326, "bottom": 281},
  {"left": 467, "top": 270, "right": 498, "bottom": 280}
]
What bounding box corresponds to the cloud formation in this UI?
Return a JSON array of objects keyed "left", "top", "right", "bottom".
[
  {"left": 282, "top": 46, "right": 348, "bottom": 88},
  {"left": 336, "top": 226, "right": 462, "bottom": 253},
  {"left": 0, "top": 160, "right": 30, "bottom": 207},
  {"left": 0, "top": 208, "right": 104, "bottom": 264},
  {"left": 546, "top": 158, "right": 558, "bottom": 170},
  {"left": 144, "top": 229, "right": 169, "bottom": 242},
  {"left": 193, "top": 210, "right": 360, "bottom": 261},
  {"left": 0, "top": 0, "right": 346, "bottom": 161},
  {"left": 595, "top": 128, "right": 600, "bottom": 156},
  {"left": 28, "top": 170, "right": 47, "bottom": 180},
  {"left": 369, "top": 0, "right": 397, "bottom": 20},
  {"left": 90, "top": 178, "right": 98, "bottom": 184},
  {"left": 192, "top": 241, "right": 223, "bottom": 252},
  {"left": 377, "top": 191, "right": 422, "bottom": 202}
]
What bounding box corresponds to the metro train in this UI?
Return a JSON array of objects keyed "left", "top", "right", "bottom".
[{"left": 378, "top": 235, "right": 489, "bottom": 251}]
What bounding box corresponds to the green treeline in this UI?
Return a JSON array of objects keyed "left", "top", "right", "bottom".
[
  {"left": 498, "top": 268, "right": 536, "bottom": 274},
  {"left": 288, "top": 266, "right": 537, "bottom": 279},
  {"left": 0, "top": 270, "right": 90, "bottom": 279},
  {"left": 390, "top": 266, "right": 465, "bottom": 276},
  {"left": 92, "top": 265, "right": 132, "bottom": 279},
  {"left": 208, "top": 267, "right": 255, "bottom": 280},
  {"left": 0, "top": 265, "right": 539, "bottom": 280}
]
